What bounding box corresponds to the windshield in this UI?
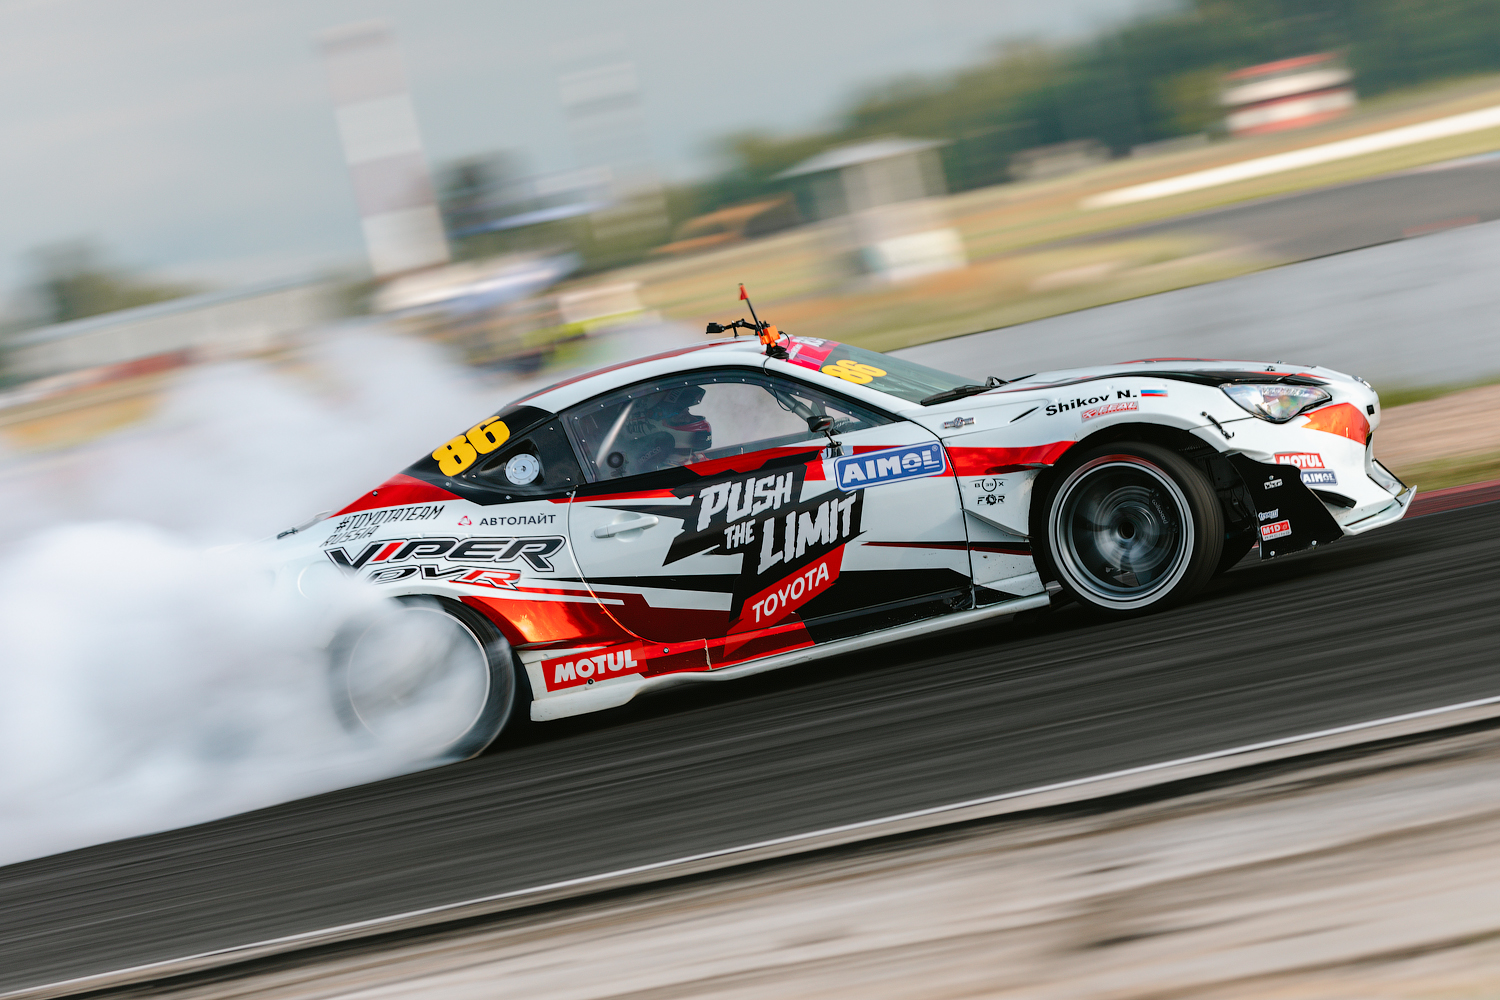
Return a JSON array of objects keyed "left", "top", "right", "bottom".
[{"left": 783, "top": 338, "right": 971, "bottom": 404}]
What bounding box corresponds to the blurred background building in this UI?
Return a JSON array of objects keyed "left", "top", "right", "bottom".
[
  {"left": 320, "top": 22, "right": 449, "bottom": 278},
  {"left": 6, "top": 0, "right": 1500, "bottom": 409},
  {"left": 1221, "top": 53, "right": 1357, "bottom": 136},
  {"left": 778, "top": 138, "right": 966, "bottom": 284}
]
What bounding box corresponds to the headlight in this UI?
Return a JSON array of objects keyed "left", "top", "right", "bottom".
[{"left": 1220, "top": 383, "right": 1332, "bottom": 423}]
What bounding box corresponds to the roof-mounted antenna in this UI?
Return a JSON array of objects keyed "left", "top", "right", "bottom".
[{"left": 704, "top": 285, "right": 788, "bottom": 358}]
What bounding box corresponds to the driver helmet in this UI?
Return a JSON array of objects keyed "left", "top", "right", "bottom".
[{"left": 629, "top": 385, "right": 711, "bottom": 467}]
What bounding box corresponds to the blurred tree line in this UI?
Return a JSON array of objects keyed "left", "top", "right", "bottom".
[
  {"left": 20, "top": 242, "right": 197, "bottom": 327},
  {"left": 680, "top": 0, "right": 1500, "bottom": 214},
  {"left": 431, "top": 0, "right": 1500, "bottom": 272},
  {"left": 0, "top": 241, "right": 198, "bottom": 385}
]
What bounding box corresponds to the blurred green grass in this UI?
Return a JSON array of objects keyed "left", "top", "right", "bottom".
[{"left": 1396, "top": 452, "right": 1500, "bottom": 491}]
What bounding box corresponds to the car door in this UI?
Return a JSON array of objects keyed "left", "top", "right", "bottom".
[{"left": 564, "top": 368, "right": 970, "bottom": 664}]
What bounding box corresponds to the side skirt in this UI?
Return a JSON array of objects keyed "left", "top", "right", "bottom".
[{"left": 529, "top": 591, "right": 1052, "bottom": 722}]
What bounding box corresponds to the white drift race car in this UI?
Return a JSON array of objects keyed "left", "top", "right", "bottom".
[{"left": 273, "top": 309, "right": 1413, "bottom": 759}]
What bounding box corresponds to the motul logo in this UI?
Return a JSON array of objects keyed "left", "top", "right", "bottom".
[
  {"left": 544, "top": 648, "right": 646, "bottom": 690},
  {"left": 1274, "top": 452, "right": 1325, "bottom": 470}
]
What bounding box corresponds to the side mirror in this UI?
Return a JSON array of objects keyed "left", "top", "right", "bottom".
[
  {"left": 806, "top": 414, "right": 835, "bottom": 433},
  {"left": 705, "top": 322, "right": 724, "bottom": 334}
]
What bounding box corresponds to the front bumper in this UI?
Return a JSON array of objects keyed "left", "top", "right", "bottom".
[
  {"left": 1204, "top": 414, "right": 1412, "bottom": 540},
  {"left": 1339, "top": 451, "right": 1414, "bottom": 535}
]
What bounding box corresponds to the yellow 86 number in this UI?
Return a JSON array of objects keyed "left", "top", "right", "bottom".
[
  {"left": 467, "top": 416, "right": 510, "bottom": 454},
  {"left": 821, "top": 358, "right": 887, "bottom": 385},
  {"left": 433, "top": 435, "right": 478, "bottom": 476},
  {"left": 431, "top": 417, "right": 510, "bottom": 476}
]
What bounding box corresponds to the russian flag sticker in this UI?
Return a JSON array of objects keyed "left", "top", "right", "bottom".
[{"left": 1140, "top": 388, "right": 1168, "bottom": 397}]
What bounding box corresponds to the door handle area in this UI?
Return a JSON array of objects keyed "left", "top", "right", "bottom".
[{"left": 592, "top": 515, "right": 660, "bottom": 538}]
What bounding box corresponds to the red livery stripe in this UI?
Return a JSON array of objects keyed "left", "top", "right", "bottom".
[
  {"left": 863, "top": 540, "right": 1031, "bottom": 554},
  {"left": 335, "top": 474, "right": 462, "bottom": 516},
  {"left": 947, "top": 442, "right": 1072, "bottom": 476},
  {"left": 687, "top": 447, "right": 826, "bottom": 479}
]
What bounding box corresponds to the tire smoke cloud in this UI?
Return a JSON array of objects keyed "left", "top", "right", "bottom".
[{"left": 0, "top": 324, "right": 507, "bottom": 866}]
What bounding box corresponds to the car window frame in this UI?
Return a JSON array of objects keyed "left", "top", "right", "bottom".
[
  {"left": 459, "top": 415, "right": 586, "bottom": 500},
  {"left": 560, "top": 365, "right": 899, "bottom": 486}
]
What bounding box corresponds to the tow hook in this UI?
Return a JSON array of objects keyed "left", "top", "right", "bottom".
[{"left": 1202, "top": 411, "right": 1235, "bottom": 440}]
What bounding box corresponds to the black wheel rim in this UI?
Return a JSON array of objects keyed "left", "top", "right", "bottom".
[{"left": 1051, "top": 457, "right": 1194, "bottom": 609}]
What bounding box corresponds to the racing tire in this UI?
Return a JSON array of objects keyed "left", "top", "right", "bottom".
[
  {"left": 1035, "top": 442, "right": 1223, "bottom": 616},
  {"left": 1214, "top": 527, "right": 1258, "bottom": 577},
  {"left": 328, "top": 595, "right": 519, "bottom": 761}
]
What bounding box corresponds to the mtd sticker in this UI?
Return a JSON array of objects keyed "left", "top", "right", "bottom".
[{"left": 833, "top": 442, "right": 947, "bottom": 491}]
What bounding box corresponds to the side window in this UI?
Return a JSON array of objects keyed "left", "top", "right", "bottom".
[
  {"left": 565, "top": 371, "right": 889, "bottom": 481},
  {"left": 463, "top": 418, "right": 584, "bottom": 497}
]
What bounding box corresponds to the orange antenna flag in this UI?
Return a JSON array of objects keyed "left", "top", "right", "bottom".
[{"left": 739, "top": 283, "right": 748, "bottom": 300}]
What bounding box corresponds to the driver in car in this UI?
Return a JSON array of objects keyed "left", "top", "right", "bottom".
[{"left": 610, "top": 385, "right": 712, "bottom": 476}]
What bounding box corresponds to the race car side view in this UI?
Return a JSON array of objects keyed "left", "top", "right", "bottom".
[{"left": 272, "top": 299, "right": 1413, "bottom": 760}]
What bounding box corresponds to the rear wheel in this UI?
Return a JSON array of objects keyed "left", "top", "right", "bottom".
[
  {"left": 328, "top": 596, "right": 518, "bottom": 760},
  {"left": 1037, "top": 443, "right": 1223, "bottom": 616}
]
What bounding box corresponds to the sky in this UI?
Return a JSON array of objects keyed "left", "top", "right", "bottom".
[{"left": 0, "top": 0, "right": 1159, "bottom": 306}]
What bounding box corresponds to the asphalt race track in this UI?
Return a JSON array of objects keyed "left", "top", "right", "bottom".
[
  {"left": 3, "top": 499, "right": 1498, "bottom": 994},
  {"left": 1083, "top": 151, "right": 1500, "bottom": 263},
  {"left": 902, "top": 214, "right": 1500, "bottom": 391}
]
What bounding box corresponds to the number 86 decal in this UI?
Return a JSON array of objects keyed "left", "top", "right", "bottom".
[
  {"left": 821, "top": 358, "right": 887, "bottom": 385},
  {"left": 432, "top": 417, "right": 510, "bottom": 475}
]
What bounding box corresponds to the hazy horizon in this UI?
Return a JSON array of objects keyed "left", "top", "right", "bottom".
[{"left": 0, "top": 0, "right": 1159, "bottom": 307}]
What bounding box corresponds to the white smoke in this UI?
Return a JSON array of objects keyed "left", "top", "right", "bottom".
[
  {"left": 0, "top": 322, "right": 543, "bottom": 866},
  {"left": 10, "top": 323, "right": 500, "bottom": 543},
  {"left": 0, "top": 524, "right": 406, "bottom": 863}
]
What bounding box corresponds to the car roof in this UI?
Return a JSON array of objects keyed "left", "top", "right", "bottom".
[{"left": 512, "top": 337, "right": 917, "bottom": 417}]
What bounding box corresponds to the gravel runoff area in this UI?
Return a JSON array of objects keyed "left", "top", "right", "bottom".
[
  {"left": 85, "top": 723, "right": 1500, "bottom": 1000},
  {"left": 1378, "top": 382, "right": 1500, "bottom": 479}
]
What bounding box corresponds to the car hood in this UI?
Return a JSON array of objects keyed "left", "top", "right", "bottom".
[{"left": 994, "top": 357, "right": 1355, "bottom": 391}]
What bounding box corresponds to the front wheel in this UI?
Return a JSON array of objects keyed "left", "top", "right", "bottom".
[
  {"left": 1036, "top": 443, "right": 1223, "bottom": 616},
  {"left": 328, "top": 596, "right": 519, "bottom": 760}
]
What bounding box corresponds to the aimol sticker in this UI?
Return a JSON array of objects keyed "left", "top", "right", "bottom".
[{"left": 833, "top": 442, "right": 946, "bottom": 491}]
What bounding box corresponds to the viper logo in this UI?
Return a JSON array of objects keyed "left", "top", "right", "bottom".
[{"left": 325, "top": 535, "right": 567, "bottom": 580}]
